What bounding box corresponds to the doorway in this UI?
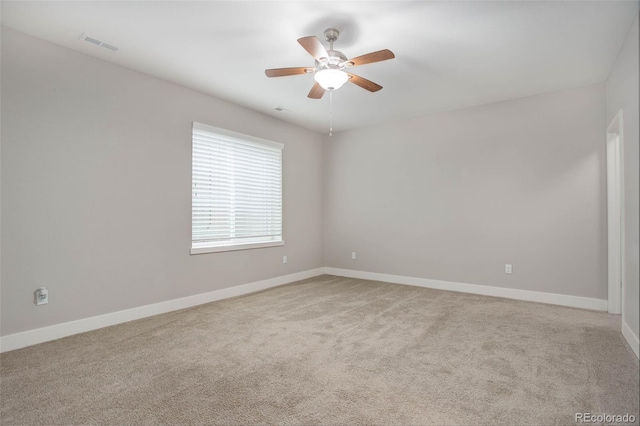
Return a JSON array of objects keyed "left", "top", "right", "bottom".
[{"left": 606, "top": 110, "right": 623, "bottom": 315}]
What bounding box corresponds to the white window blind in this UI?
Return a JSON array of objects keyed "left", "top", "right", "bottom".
[{"left": 191, "top": 123, "right": 283, "bottom": 254}]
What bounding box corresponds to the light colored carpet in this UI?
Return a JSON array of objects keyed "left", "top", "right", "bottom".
[{"left": 1, "top": 275, "right": 638, "bottom": 425}]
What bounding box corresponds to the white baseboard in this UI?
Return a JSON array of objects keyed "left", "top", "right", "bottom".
[
  {"left": 0, "top": 268, "right": 325, "bottom": 353},
  {"left": 622, "top": 320, "right": 640, "bottom": 358},
  {"left": 0, "top": 267, "right": 615, "bottom": 353},
  {"left": 325, "top": 267, "right": 608, "bottom": 312}
]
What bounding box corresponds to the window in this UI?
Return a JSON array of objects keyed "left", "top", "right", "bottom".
[{"left": 191, "top": 122, "right": 283, "bottom": 254}]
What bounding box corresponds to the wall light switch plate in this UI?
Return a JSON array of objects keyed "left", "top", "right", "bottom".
[
  {"left": 283, "top": 255, "right": 287, "bottom": 264},
  {"left": 352, "top": 252, "right": 357, "bottom": 260},
  {"left": 505, "top": 264, "right": 513, "bottom": 274}
]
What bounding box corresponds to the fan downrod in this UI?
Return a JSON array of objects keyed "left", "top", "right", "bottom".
[{"left": 324, "top": 28, "right": 340, "bottom": 50}]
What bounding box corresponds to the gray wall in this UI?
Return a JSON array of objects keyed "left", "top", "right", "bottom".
[
  {"left": 2, "top": 22, "right": 633, "bottom": 339},
  {"left": 0, "top": 28, "right": 324, "bottom": 336},
  {"left": 606, "top": 14, "right": 639, "bottom": 340},
  {"left": 324, "top": 84, "right": 607, "bottom": 300}
]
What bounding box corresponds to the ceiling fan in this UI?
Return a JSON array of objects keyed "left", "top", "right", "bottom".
[{"left": 265, "top": 28, "right": 395, "bottom": 99}]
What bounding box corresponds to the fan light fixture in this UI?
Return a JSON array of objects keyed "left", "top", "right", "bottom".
[
  {"left": 314, "top": 69, "right": 349, "bottom": 91},
  {"left": 265, "top": 27, "right": 396, "bottom": 135}
]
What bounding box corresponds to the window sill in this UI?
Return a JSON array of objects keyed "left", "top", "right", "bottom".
[{"left": 190, "top": 240, "right": 284, "bottom": 255}]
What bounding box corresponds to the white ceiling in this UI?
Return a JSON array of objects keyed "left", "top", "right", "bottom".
[{"left": 2, "top": 1, "right": 638, "bottom": 134}]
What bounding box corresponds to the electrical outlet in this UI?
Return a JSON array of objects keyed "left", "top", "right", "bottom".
[
  {"left": 35, "top": 287, "right": 48, "bottom": 305},
  {"left": 283, "top": 255, "right": 287, "bottom": 264},
  {"left": 352, "top": 252, "right": 357, "bottom": 260},
  {"left": 505, "top": 264, "right": 513, "bottom": 274}
]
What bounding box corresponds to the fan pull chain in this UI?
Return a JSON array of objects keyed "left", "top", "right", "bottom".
[{"left": 329, "top": 90, "right": 333, "bottom": 137}]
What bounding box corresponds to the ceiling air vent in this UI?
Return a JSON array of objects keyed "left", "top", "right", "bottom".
[{"left": 80, "top": 33, "right": 119, "bottom": 52}]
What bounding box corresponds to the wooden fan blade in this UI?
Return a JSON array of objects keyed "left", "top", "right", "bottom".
[
  {"left": 347, "top": 73, "right": 383, "bottom": 92},
  {"left": 265, "top": 67, "right": 314, "bottom": 78},
  {"left": 297, "top": 36, "right": 329, "bottom": 60},
  {"left": 347, "top": 49, "right": 395, "bottom": 67},
  {"left": 307, "top": 82, "right": 326, "bottom": 99}
]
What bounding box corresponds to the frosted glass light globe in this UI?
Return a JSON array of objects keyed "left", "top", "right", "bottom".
[{"left": 314, "top": 69, "right": 349, "bottom": 90}]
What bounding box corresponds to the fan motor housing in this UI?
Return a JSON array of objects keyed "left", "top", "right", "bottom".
[{"left": 316, "top": 49, "right": 348, "bottom": 71}]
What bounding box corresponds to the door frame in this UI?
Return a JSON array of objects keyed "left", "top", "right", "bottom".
[{"left": 606, "top": 110, "right": 624, "bottom": 315}]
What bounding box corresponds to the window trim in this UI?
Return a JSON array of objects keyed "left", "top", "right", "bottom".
[
  {"left": 190, "top": 122, "right": 284, "bottom": 255},
  {"left": 191, "top": 240, "right": 284, "bottom": 255}
]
